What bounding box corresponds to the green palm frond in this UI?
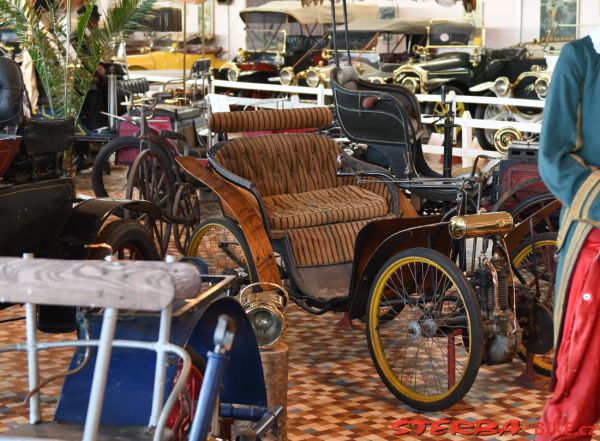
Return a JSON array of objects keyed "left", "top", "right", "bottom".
[{"left": 0, "top": 0, "right": 155, "bottom": 118}]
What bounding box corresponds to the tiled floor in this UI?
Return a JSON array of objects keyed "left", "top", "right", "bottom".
[{"left": 0, "top": 170, "right": 593, "bottom": 440}]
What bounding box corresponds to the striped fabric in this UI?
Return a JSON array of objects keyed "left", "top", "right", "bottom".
[
  {"left": 263, "top": 185, "right": 388, "bottom": 230},
  {"left": 209, "top": 107, "right": 333, "bottom": 133},
  {"left": 284, "top": 218, "right": 388, "bottom": 267},
  {"left": 215, "top": 133, "right": 342, "bottom": 196}
]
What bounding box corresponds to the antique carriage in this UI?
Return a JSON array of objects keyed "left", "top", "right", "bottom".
[{"left": 173, "top": 103, "right": 557, "bottom": 410}]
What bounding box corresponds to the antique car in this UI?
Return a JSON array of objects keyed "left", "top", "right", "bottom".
[
  {"left": 469, "top": 45, "right": 561, "bottom": 151},
  {"left": 127, "top": 33, "right": 226, "bottom": 71},
  {"left": 217, "top": 0, "right": 377, "bottom": 87},
  {"left": 287, "top": 18, "right": 429, "bottom": 88},
  {"left": 392, "top": 18, "right": 547, "bottom": 126},
  {"left": 171, "top": 98, "right": 557, "bottom": 411}
]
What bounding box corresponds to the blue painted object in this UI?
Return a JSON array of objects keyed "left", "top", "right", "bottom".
[{"left": 54, "top": 296, "right": 266, "bottom": 426}]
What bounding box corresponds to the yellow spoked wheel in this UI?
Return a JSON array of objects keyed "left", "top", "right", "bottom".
[
  {"left": 366, "top": 248, "right": 482, "bottom": 411},
  {"left": 512, "top": 232, "right": 558, "bottom": 377},
  {"left": 427, "top": 86, "right": 466, "bottom": 134},
  {"left": 186, "top": 217, "right": 257, "bottom": 284}
]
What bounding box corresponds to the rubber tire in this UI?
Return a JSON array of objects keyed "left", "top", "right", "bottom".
[
  {"left": 473, "top": 92, "right": 497, "bottom": 151},
  {"left": 509, "top": 192, "right": 558, "bottom": 230},
  {"left": 366, "top": 248, "right": 483, "bottom": 412},
  {"left": 92, "top": 136, "right": 142, "bottom": 198},
  {"left": 187, "top": 217, "right": 258, "bottom": 284},
  {"left": 511, "top": 232, "right": 558, "bottom": 377},
  {"left": 89, "top": 219, "right": 160, "bottom": 261}
]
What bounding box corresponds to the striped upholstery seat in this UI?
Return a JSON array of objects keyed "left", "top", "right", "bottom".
[
  {"left": 209, "top": 107, "right": 332, "bottom": 133},
  {"left": 213, "top": 128, "right": 397, "bottom": 268},
  {"left": 263, "top": 185, "right": 388, "bottom": 230}
]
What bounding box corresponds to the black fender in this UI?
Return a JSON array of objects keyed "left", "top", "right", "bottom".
[
  {"left": 52, "top": 198, "right": 161, "bottom": 259},
  {"left": 348, "top": 216, "right": 450, "bottom": 320}
]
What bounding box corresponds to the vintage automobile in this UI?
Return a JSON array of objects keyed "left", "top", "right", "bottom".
[
  {"left": 469, "top": 48, "right": 560, "bottom": 151},
  {"left": 392, "top": 18, "right": 547, "bottom": 127},
  {"left": 287, "top": 18, "right": 429, "bottom": 88},
  {"left": 217, "top": 0, "right": 377, "bottom": 87},
  {"left": 127, "top": 33, "right": 226, "bottom": 71},
  {"left": 171, "top": 99, "right": 557, "bottom": 411}
]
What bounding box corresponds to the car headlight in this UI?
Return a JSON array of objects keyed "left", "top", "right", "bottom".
[
  {"left": 401, "top": 77, "right": 419, "bottom": 93},
  {"left": 534, "top": 78, "right": 549, "bottom": 99},
  {"left": 227, "top": 67, "right": 239, "bottom": 82},
  {"left": 279, "top": 67, "right": 294, "bottom": 86},
  {"left": 239, "top": 283, "right": 287, "bottom": 349},
  {"left": 306, "top": 69, "right": 321, "bottom": 87},
  {"left": 493, "top": 77, "right": 511, "bottom": 97}
]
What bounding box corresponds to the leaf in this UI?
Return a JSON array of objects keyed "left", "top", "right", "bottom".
[{"left": 0, "top": 0, "right": 156, "bottom": 118}]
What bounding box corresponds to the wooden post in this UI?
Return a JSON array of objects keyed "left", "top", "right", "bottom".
[{"left": 260, "top": 343, "right": 289, "bottom": 441}]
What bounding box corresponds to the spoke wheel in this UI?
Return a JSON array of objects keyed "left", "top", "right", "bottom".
[
  {"left": 509, "top": 193, "right": 559, "bottom": 233},
  {"left": 126, "top": 148, "right": 175, "bottom": 257},
  {"left": 366, "top": 248, "right": 482, "bottom": 411},
  {"left": 425, "top": 86, "right": 466, "bottom": 135},
  {"left": 512, "top": 233, "right": 558, "bottom": 376},
  {"left": 173, "top": 183, "right": 201, "bottom": 254},
  {"left": 92, "top": 136, "right": 143, "bottom": 199},
  {"left": 187, "top": 217, "right": 257, "bottom": 285}
]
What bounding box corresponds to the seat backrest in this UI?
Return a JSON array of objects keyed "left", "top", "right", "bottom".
[
  {"left": 332, "top": 74, "right": 413, "bottom": 148},
  {"left": 0, "top": 56, "right": 24, "bottom": 128},
  {"left": 209, "top": 107, "right": 332, "bottom": 134},
  {"left": 213, "top": 133, "right": 341, "bottom": 197}
]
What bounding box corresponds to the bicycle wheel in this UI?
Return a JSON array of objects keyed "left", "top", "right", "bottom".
[
  {"left": 366, "top": 248, "right": 482, "bottom": 411},
  {"left": 92, "top": 136, "right": 143, "bottom": 198},
  {"left": 173, "top": 183, "right": 201, "bottom": 254},
  {"left": 512, "top": 232, "right": 557, "bottom": 377},
  {"left": 126, "top": 148, "right": 175, "bottom": 257},
  {"left": 186, "top": 217, "right": 257, "bottom": 284}
]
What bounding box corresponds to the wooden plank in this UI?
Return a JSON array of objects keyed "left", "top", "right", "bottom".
[
  {"left": 177, "top": 157, "right": 282, "bottom": 285},
  {"left": 0, "top": 258, "right": 202, "bottom": 311}
]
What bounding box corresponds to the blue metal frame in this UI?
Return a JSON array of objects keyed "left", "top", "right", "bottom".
[{"left": 55, "top": 296, "right": 267, "bottom": 425}]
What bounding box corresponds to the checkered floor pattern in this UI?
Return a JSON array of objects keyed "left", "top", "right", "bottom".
[
  {"left": 0, "top": 171, "right": 593, "bottom": 440},
  {"left": 0, "top": 303, "right": 575, "bottom": 440}
]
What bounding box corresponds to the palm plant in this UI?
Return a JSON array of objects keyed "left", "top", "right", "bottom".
[{"left": 0, "top": 0, "right": 154, "bottom": 119}]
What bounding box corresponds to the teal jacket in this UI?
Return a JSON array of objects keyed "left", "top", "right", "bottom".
[{"left": 539, "top": 35, "right": 600, "bottom": 348}]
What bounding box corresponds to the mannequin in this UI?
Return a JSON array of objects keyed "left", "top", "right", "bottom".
[{"left": 535, "top": 28, "right": 600, "bottom": 441}]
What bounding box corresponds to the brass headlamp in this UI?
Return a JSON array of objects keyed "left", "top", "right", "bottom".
[
  {"left": 448, "top": 212, "right": 514, "bottom": 240},
  {"left": 239, "top": 282, "right": 288, "bottom": 349}
]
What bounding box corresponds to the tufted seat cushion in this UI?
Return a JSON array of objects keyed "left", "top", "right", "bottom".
[
  {"left": 263, "top": 185, "right": 388, "bottom": 230},
  {"left": 214, "top": 133, "right": 342, "bottom": 197}
]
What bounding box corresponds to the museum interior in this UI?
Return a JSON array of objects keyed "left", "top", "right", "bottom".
[{"left": 0, "top": 0, "right": 598, "bottom": 439}]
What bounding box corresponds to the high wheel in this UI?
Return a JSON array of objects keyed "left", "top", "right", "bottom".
[
  {"left": 512, "top": 232, "right": 558, "bottom": 377},
  {"left": 173, "top": 183, "right": 201, "bottom": 254},
  {"left": 366, "top": 248, "right": 482, "bottom": 411},
  {"left": 92, "top": 136, "right": 143, "bottom": 199},
  {"left": 509, "top": 193, "right": 560, "bottom": 233},
  {"left": 186, "top": 217, "right": 257, "bottom": 285},
  {"left": 125, "top": 148, "right": 175, "bottom": 257}
]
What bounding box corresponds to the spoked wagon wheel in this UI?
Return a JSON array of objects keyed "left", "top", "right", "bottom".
[
  {"left": 366, "top": 248, "right": 483, "bottom": 411},
  {"left": 126, "top": 148, "right": 175, "bottom": 257},
  {"left": 512, "top": 232, "right": 558, "bottom": 377},
  {"left": 92, "top": 136, "right": 143, "bottom": 199},
  {"left": 509, "top": 193, "right": 559, "bottom": 232},
  {"left": 173, "top": 183, "right": 201, "bottom": 254},
  {"left": 187, "top": 217, "right": 257, "bottom": 286}
]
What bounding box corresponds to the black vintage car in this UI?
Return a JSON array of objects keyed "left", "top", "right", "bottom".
[
  {"left": 392, "top": 19, "right": 546, "bottom": 126},
  {"left": 216, "top": 0, "right": 378, "bottom": 87}
]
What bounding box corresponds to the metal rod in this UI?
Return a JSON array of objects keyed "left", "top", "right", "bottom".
[
  {"left": 25, "top": 302, "right": 40, "bottom": 424},
  {"left": 183, "top": 2, "right": 187, "bottom": 92},
  {"left": 329, "top": 0, "right": 339, "bottom": 66},
  {"left": 340, "top": 0, "right": 351, "bottom": 64},
  {"left": 149, "top": 306, "right": 173, "bottom": 427},
  {"left": 65, "top": 0, "right": 71, "bottom": 114},
  {"left": 82, "top": 307, "right": 118, "bottom": 441}
]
